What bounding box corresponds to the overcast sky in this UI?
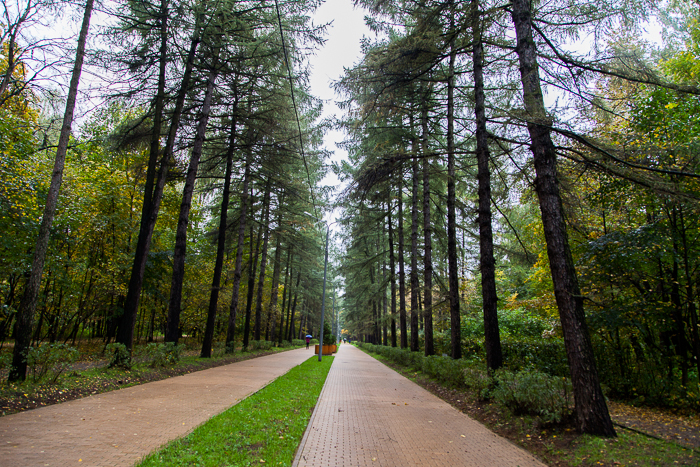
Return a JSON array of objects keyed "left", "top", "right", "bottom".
[{"left": 308, "top": 0, "right": 373, "bottom": 200}]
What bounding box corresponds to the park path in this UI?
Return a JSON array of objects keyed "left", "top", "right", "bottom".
[
  {"left": 0, "top": 347, "right": 312, "bottom": 467},
  {"left": 293, "top": 344, "right": 546, "bottom": 467}
]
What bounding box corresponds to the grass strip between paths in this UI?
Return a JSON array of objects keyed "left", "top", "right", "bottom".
[{"left": 137, "top": 355, "right": 333, "bottom": 467}]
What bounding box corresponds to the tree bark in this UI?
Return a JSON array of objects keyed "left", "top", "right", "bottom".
[
  {"left": 254, "top": 182, "right": 272, "bottom": 341},
  {"left": 224, "top": 147, "right": 252, "bottom": 352},
  {"left": 10, "top": 0, "right": 94, "bottom": 381},
  {"left": 410, "top": 129, "right": 420, "bottom": 352},
  {"left": 511, "top": 0, "right": 615, "bottom": 436},
  {"left": 388, "top": 198, "right": 397, "bottom": 347},
  {"left": 279, "top": 246, "right": 292, "bottom": 344},
  {"left": 472, "top": 0, "right": 502, "bottom": 371},
  {"left": 243, "top": 205, "right": 262, "bottom": 349},
  {"left": 421, "top": 97, "right": 434, "bottom": 357},
  {"left": 287, "top": 270, "right": 301, "bottom": 342},
  {"left": 168, "top": 63, "right": 219, "bottom": 348},
  {"left": 117, "top": 0, "right": 201, "bottom": 352},
  {"left": 446, "top": 3, "right": 461, "bottom": 360},
  {"left": 397, "top": 179, "right": 408, "bottom": 349},
  {"left": 190, "top": 107, "right": 236, "bottom": 348},
  {"left": 268, "top": 215, "right": 283, "bottom": 343}
]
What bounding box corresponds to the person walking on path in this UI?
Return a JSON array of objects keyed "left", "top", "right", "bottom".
[
  {"left": 305, "top": 335, "right": 311, "bottom": 349},
  {"left": 293, "top": 344, "right": 546, "bottom": 467}
]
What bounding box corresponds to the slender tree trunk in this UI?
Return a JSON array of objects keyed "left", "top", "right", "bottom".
[
  {"left": 224, "top": 148, "right": 252, "bottom": 352},
  {"left": 472, "top": 0, "right": 502, "bottom": 371},
  {"left": 446, "top": 4, "right": 461, "bottom": 360},
  {"left": 10, "top": 0, "right": 94, "bottom": 381},
  {"left": 382, "top": 232, "right": 388, "bottom": 346},
  {"left": 254, "top": 182, "right": 272, "bottom": 341},
  {"left": 511, "top": 0, "right": 615, "bottom": 436},
  {"left": 118, "top": 0, "right": 200, "bottom": 352},
  {"left": 288, "top": 270, "right": 301, "bottom": 342},
  {"left": 410, "top": 123, "right": 420, "bottom": 352},
  {"left": 388, "top": 198, "right": 397, "bottom": 347},
  {"left": 166, "top": 63, "right": 219, "bottom": 348},
  {"left": 398, "top": 180, "right": 408, "bottom": 349},
  {"left": 268, "top": 215, "right": 283, "bottom": 344},
  {"left": 279, "top": 247, "right": 292, "bottom": 344},
  {"left": 421, "top": 97, "right": 434, "bottom": 356},
  {"left": 189, "top": 108, "right": 236, "bottom": 348},
  {"left": 243, "top": 210, "right": 262, "bottom": 349}
]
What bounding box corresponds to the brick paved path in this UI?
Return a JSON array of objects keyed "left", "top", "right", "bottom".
[
  {"left": 0, "top": 347, "right": 312, "bottom": 467},
  {"left": 294, "top": 344, "right": 546, "bottom": 467}
]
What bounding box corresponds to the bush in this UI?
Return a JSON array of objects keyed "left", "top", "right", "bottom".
[
  {"left": 463, "top": 365, "right": 490, "bottom": 396},
  {"left": 248, "top": 340, "right": 273, "bottom": 351},
  {"left": 421, "top": 354, "right": 470, "bottom": 387},
  {"left": 26, "top": 343, "right": 79, "bottom": 383},
  {"left": 143, "top": 342, "right": 185, "bottom": 368},
  {"left": 291, "top": 339, "right": 305, "bottom": 347},
  {"left": 490, "top": 369, "right": 573, "bottom": 423},
  {"left": 0, "top": 352, "right": 11, "bottom": 370},
  {"left": 105, "top": 342, "right": 130, "bottom": 369}
]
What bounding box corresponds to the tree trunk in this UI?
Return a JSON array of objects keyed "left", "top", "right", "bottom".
[
  {"left": 268, "top": 215, "right": 283, "bottom": 344},
  {"left": 446, "top": 4, "right": 461, "bottom": 360},
  {"left": 421, "top": 97, "right": 434, "bottom": 356},
  {"left": 472, "top": 0, "right": 502, "bottom": 371},
  {"left": 10, "top": 0, "right": 94, "bottom": 381},
  {"left": 388, "top": 198, "right": 397, "bottom": 347},
  {"left": 190, "top": 107, "right": 236, "bottom": 348},
  {"left": 117, "top": 0, "right": 200, "bottom": 352},
  {"left": 279, "top": 246, "right": 292, "bottom": 344},
  {"left": 224, "top": 147, "right": 252, "bottom": 352},
  {"left": 511, "top": 0, "right": 615, "bottom": 436},
  {"left": 397, "top": 179, "right": 408, "bottom": 349},
  {"left": 254, "top": 182, "right": 272, "bottom": 341},
  {"left": 410, "top": 131, "right": 420, "bottom": 352},
  {"left": 243, "top": 210, "right": 262, "bottom": 349},
  {"left": 288, "top": 270, "right": 301, "bottom": 342},
  {"left": 168, "top": 63, "right": 218, "bottom": 346}
]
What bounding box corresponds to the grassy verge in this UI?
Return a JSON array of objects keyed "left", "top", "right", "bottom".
[
  {"left": 357, "top": 345, "right": 696, "bottom": 467},
  {"left": 0, "top": 343, "right": 305, "bottom": 415},
  {"left": 137, "top": 356, "right": 333, "bottom": 467}
]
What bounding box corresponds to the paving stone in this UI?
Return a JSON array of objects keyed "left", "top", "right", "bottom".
[
  {"left": 0, "top": 348, "right": 312, "bottom": 467},
  {"left": 293, "top": 344, "right": 546, "bottom": 467}
]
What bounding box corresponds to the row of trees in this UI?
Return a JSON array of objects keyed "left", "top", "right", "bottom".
[
  {"left": 335, "top": 0, "right": 700, "bottom": 437},
  {"left": 1, "top": 0, "right": 338, "bottom": 380}
]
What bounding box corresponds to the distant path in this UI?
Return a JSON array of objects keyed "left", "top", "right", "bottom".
[
  {"left": 293, "top": 344, "right": 546, "bottom": 467},
  {"left": 0, "top": 347, "right": 312, "bottom": 466}
]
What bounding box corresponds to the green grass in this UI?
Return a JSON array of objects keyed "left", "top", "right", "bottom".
[
  {"left": 137, "top": 356, "right": 333, "bottom": 467},
  {"left": 567, "top": 431, "right": 697, "bottom": 466}
]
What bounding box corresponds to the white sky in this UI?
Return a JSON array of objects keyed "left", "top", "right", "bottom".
[{"left": 308, "top": 0, "right": 373, "bottom": 218}]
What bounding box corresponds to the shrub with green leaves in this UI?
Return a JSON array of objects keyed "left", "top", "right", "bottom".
[
  {"left": 291, "top": 339, "right": 305, "bottom": 347},
  {"left": 0, "top": 351, "right": 12, "bottom": 370},
  {"left": 463, "top": 365, "right": 490, "bottom": 396},
  {"left": 26, "top": 343, "right": 79, "bottom": 383},
  {"left": 248, "top": 340, "right": 273, "bottom": 351},
  {"left": 105, "top": 342, "right": 130, "bottom": 369},
  {"left": 490, "top": 369, "right": 573, "bottom": 423},
  {"left": 143, "top": 342, "right": 185, "bottom": 368}
]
